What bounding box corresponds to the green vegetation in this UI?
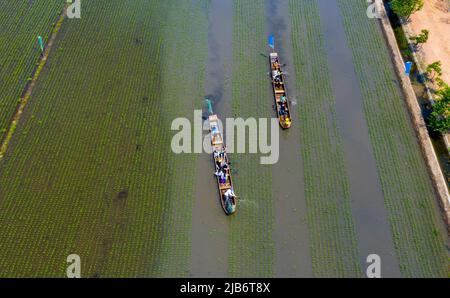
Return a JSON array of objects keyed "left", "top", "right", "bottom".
[
  {"left": 393, "top": 26, "right": 413, "bottom": 60},
  {"left": 0, "top": 0, "right": 447, "bottom": 278},
  {"left": 426, "top": 61, "right": 443, "bottom": 81},
  {"left": 390, "top": 0, "right": 424, "bottom": 20},
  {"left": 228, "top": 0, "right": 274, "bottom": 277},
  {"left": 425, "top": 60, "right": 447, "bottom": 90},
  {"left": 0, "top": 11, "right": 66, "bottom": 161},
  {"left": 410, "top": 29, "right": 429, "bottom": 48},
  {"left": 338, "top": 0, "right": 448, "bottom": 277},
  {"left": 429, "top": 86, "right": 450, "bottom": 134},
  {"left": 289, "top": 0, "right": 362, "bottom": 277},
  {"left": 0, "top": 1, "right": 65, "bottom": 140},
  {"left": 0, "top": 0, "right": 209, "bottom": 277}
]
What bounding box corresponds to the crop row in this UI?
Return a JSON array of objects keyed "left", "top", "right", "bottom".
[
  {"left": 288, "top": 0, "right": 362, "bottom": 277},
  {"left": 0, "top": 0, "right": 209, "bottom": 277},
  {"left": 227, "top": 0, "right": 275, "bottom": 278},
  {"left": 336, "top": 0, "right": 448, "bottom": 277}
]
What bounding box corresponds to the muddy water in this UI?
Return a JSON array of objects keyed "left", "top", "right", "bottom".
[
  {"left": 266, "top": 0, "right": 312, "bottom": 277},
  {"left": 190, "top": 0, "right": 233, "bottom": 277},
  {"left": 317, "top": 0, "right": 401, "bottom": 277}
]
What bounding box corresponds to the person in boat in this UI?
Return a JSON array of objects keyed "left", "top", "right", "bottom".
[
  {"left": 215, "top": 165, "right": 224, "bottom": 176},
  {"left": 284, "top": 117, "right": 291, "bottom": 127},
  {"left": 215, "top": 159, "right": 222, "bottom": 170},
  {"left": 280, "top": 95, "right": 287, "bottom": 103},
  {"left": 224, "top": 188, "right": 236, "bottom": 199},
  {"left": 216, "top": 170, "right": 227, "bottom": 184},
  {"left": 219, "top": 145, "right": 227, "bottom": 159},
  {"left": 213, "top": 149, "right": 220, "bottom": 159},
  {"left": 220, "top": 161, "right": 229, "bottom": 172},
  {"left": 273, "top": 69, "right": 280, "bottom": 78},
  {"left": 272, "top": 59, "right": 280, "bottom": 69},
  {"left": 279, "top": 104, "right": 287, "bottom": 116},
  {"left": 219, "top": 171, "right": 227, "bottom": 184}
]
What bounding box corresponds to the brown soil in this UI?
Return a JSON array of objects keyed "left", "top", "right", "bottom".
[{"left": 410, "top": 0, "right": 450, "bottom": 83}]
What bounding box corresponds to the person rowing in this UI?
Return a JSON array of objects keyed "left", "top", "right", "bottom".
[
  {"left": 279, "top": 104, "right": 288, "bottom": 116},
  {"left": 219, "top": 145, "right": 227, "bottom": 159},
  {"left": 213, "top": 149, "right": 220, "bottom": 159},
  {"left": 220, "top": 160, "right": 229, "bottom": 172},
  {"left": 224, "top": 188, "right": 236, "bottom": 199},
  {"left": 220, "top": 171, "right": 227, "bottom": 184}
]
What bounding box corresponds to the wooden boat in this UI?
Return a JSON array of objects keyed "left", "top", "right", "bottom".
[
  {"left": 208, "top": 114, "right": 237, "bottom": 215},
  {"left": 269, "top": 52, "right": 292, "bottom": 129}
]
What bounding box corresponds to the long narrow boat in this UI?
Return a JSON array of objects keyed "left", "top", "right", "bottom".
[
  {"left": 269, "top": 52, "right": 292, "bottom": 129},
  {"left": 208, "top": 114, "right": 237, "bottom": 215}
]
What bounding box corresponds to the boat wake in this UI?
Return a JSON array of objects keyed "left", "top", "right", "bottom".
[{"left": 237, "top": 199, "right": 257, "bottom": 207}]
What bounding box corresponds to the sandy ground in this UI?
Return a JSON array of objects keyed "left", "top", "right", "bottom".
[{"left": 410, "top": 0, "right": 450, "bottom": 83}]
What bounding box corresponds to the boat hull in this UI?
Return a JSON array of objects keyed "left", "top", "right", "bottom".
[
  {"left": 269, "top": 52, "right": 292, "bottom": 129},
  {"left": 209, "top": 114, "right": 237, "bottom": 215}
]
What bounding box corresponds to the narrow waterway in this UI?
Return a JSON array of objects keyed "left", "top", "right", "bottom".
[
  {"left": 266, "top": 0, "right": 312, "bottom": 277},
  {"left": 317, "top": 0, "right": 401, "bottom": 277},
  {"left": 190, "top": 0, "right": 233, "bottom": 277}
]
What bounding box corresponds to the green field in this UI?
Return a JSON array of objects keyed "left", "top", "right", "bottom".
[
  {"left": 0, "top": 1, "right": 64, "bottom": 140},
  {"left": 0, "top": 0, "right": 208, "bottom": 277},
  {"left": 228, "top": 0, "right": 274, "bottom": 277},
  {"left": 0, "top": 0, "right": 447, "bottom": 277},
  {"left": 337, "top": 0, "right": 448, "bottom": 277},
  {"left": 289, "top": 0, "right": 362, "bottom": 277}
]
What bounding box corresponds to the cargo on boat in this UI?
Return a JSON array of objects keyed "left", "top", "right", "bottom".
[
  {"left": 208, "top": 114, "right": 237, "bottom": 215},
  {"left": 269, "top": 52, "right": 292, "bottom": 129}
]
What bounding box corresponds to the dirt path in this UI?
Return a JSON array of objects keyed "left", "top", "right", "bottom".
[
  {"left": 410, "top": 0, "right": 450, "bottom": 83},
  {"left": 317, "top": 0, "right": 400, "bottom": 277},
  {"left": 190, "top": 0, "right": 233, "bottom": 277},
  {"left": 0, "top": 7, "right": 67, "bottom": 161},
  {"left": 266, "top": 0, "right": 312, "bottom": 277}
]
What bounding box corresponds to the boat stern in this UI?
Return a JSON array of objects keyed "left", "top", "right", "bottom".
[{"left": 279, "top": 116, "right": 292, "bottom": 129}]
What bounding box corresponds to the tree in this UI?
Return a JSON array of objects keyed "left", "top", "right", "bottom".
[
  {"left": 429, "top": 86, "right": 450, "bottom": 134},
  {"left": 410, "top": 29, "right": 429, "bottom": 49},
  {"left": 436, "top": 77, "right": 448, "bottom": 89},
  {"left": 391, "top": 0, "right": 424, "bottom": 20},
  {"left": 426, "top": 61, "right": 442, "bottom": 82}
]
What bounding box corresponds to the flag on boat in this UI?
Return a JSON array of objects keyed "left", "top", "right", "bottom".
[
  {"left": 268, "top": 35, "right": 275, "bottom": 50},
  {"left": 205, "top": 98, "right": 213, "bottom": 115}
]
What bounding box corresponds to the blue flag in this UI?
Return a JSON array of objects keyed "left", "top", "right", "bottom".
[
  {"left": 268, "top": 35, "right": 275, "bottom": 50},
  {"left": 205, "top": 98, "right": 213, "bottom": 115},
  {"left": 37, "top": 36, "right": 44, "bottom": 52},
  {"left": 405, "top": 61, "right": 413, "bottom": 76}
]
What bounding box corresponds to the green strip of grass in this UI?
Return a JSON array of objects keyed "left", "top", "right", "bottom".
[
  {"left": 227, "top": 0, "right": 275, "bottom": 277},
  {"left": 337, "top": 0, "right": 448, "bottom": 277},
  {"left": 289, "top": 0, "right": 362, "bottom": 277}
]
